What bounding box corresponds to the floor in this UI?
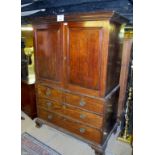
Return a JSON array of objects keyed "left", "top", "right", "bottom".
[{"left": 21, "top": 111, "right": 132, "bottom": 155}]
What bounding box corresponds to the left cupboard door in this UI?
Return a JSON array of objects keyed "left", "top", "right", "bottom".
[{"left": 34, "top": 24, "right": 63, "bottom": 87}]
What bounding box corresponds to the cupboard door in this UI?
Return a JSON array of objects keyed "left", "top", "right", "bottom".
[
  {"left": 34, "top": 24, "right": 62, "bottom": 86},
  {"left": 65, "top": 21, "right": 105, "bottom": 96}
]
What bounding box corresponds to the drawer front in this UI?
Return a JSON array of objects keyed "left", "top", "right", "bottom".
[
  {"left": 64, "top": 92, "right": 104, "bottom": 115},
  {"left": 37, "top": 98, "right": 103, "bottom": 129},
  {"left": 38, "top": 108, "right": 103, "bottom": 144},
  {"left": 36, "top": 84, "right": 62, "bottom": 102}
]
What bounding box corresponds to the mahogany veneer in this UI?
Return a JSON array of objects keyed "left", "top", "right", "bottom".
[{"left": 32, "top": 11, "right": 128, "bottom": 154}]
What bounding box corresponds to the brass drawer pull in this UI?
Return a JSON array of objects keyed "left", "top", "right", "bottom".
[
  {"left": 63, "top": 118, "right": 67, "bottom": 121},
  {"left": 47, "top": 115, "right": 52, "bottom": 120},
  {"left": 79, "top": 100, "right": 86, "bottom": 107},
  {"left": 45, "top": 88, "right": 51, "bottom": 96},
  {"left": 62, "top": 104, "right": 66, "bottom": 109},
  {"left": 79, "top": 128, "right": 85, "bottom": 133},
  {"left": 47, "top": 102, "right": 52, "bottom": 107},
  {"left": 80, "top": 114, "right": 86, "bottom": 119}
]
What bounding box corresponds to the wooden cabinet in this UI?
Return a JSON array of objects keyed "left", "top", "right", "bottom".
[
  {"left": 21, "top": 81, "right": 37, "bottom": 119},
  {"left": 32, "top": 11, "right": 128, "bottom": 153}
]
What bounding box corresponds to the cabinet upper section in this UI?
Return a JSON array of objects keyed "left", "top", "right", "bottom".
[{"left": 33, "top": 12, "right": 128, "bottom": 97}]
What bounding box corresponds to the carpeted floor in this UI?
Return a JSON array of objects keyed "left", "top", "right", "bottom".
[
  {"left": 22, "top": 132, "right": 62, "bottom": 155},
  {"left": 21, "top": 111, "right": 132, "bottom": 155}
]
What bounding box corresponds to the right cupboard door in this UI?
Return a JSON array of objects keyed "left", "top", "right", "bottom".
[{"left": 65, "top": 21, "right": 108, "bottom": 97}]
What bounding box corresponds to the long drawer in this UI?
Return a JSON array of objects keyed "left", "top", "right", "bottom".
[
  {"left": 37, "top": 98, "right": 103, "bottom": 129},
  {"left": 64, "top": 92, "right": 105, "bottom": 115},
  {"left": 38, "top": 108, "right": 103, "bottom": 144},
  {"left": 36, "top": 84, "right": 105, "bottom": 115},
  {"left": 36, "top": 84, "right": 62, "bottom": 102}
]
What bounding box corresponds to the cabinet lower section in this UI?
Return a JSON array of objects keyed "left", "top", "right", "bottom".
[{"left": 36, "top": 83, "right": 119, "bottom": 147}]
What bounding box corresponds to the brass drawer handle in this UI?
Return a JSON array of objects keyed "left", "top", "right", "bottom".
[
  {"left": 79, "top": 128, "right": 85, "bottom": 133},
  {"left": 47, "top": 115, "right": 52, "bottom": 120},
  {"left": 79, "top": 100, "right": 86, "bottom": 107},
  {"left": 47, "top": 102, "right": 52, "bottom": 107},
  {"left": 63, "top": 118, "right": 67, "bottom": 121},
  {"left": 80, "top": 114, "right": 86, "bottom": 119},
  {"left": 62, "top": 104, "right": 66, "bottom": 109},
  {"left": 45, "top": 88, "right": 51, "bottom": 96}
]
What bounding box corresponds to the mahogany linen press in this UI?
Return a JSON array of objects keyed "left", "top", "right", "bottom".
[{"left": 32, "top": 11, "right": 128, "bottom": 153}]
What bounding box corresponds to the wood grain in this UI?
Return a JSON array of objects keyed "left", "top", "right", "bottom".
[
  {"left": 64, "top": 92, "right": 105, "bottom": 115},
  {"left": 37, "top": 98, "right": 103, "bottom": 129},
  {"left": 21, "top": 82, "right": 37, "bottom": 119},
  {"left": 38, "top": 108, "right": 103, "bottom": 144},
  {"left": 34, "top": 24, "right": 63, "bottom": 86},
  {"left": 117, "top": 35, "right": 133, "bottom": 119},
  {"left": 33, "top": 11, "right": 127, "bottom": 148},
  {"left": 36, "top": 84, "right": 62, "bottom": 102}
]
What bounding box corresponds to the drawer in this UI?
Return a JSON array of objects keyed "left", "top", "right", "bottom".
[
  {"left": 36, "top": 84, "right": 62, "bottom": 102},
  {"left": 64, "top": 92, "right": 104, "bottom": 115},
  {"left": 37, "top": 98, "right": 103, "bottom": 129},
  {"left": 38, "top": 108, "right": 103, "bottom": 144}
]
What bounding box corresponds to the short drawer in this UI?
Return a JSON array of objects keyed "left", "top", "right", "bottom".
[
  {"left": 64, "top": 92, "right": 105, "bottom": 115},
  {"left": 37, "top": 98, "right": 103, "bottom": 129},
  {"left": 36, "top": 84, "right": 62, "bottom": 102},
  {"left": 38, "top": 108, "right": 103, "bottom": 144},
  {"left": 37, "top": 98, "right": 62, "bottom": 110}
]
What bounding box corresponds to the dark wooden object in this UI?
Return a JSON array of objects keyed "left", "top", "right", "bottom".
[
  {"left": 117, "top": 32, "right": 133, "bottom": 119},
  {"left": 32, "top": 11, "right": 128, "bottom": 153},
  {"left": 21, "top": 81, "right": 37, "bottom": 119}
]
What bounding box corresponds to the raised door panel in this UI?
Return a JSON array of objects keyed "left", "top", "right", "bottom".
[
  {"left": 34, "top": 24, "right": 62, "bottom": 86},
  {"left": 65, "top": 21, "right": 106, "bottom": 96}
]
